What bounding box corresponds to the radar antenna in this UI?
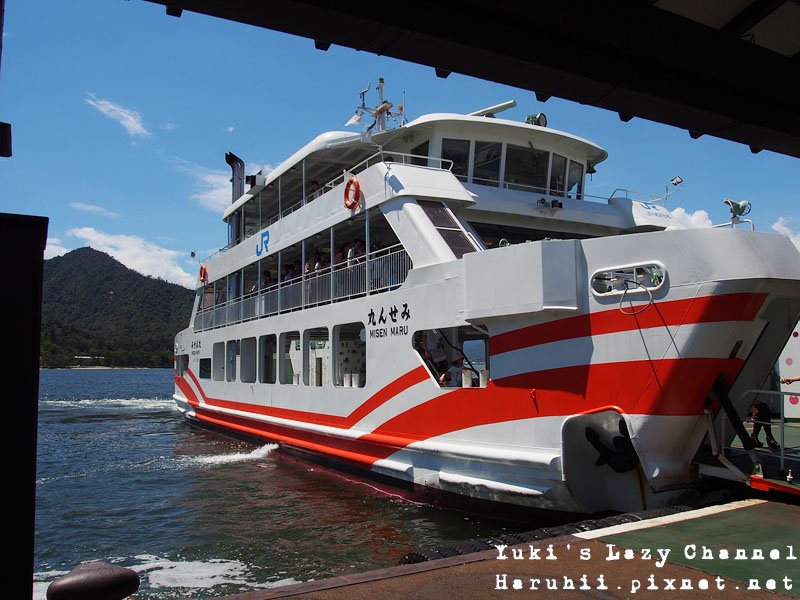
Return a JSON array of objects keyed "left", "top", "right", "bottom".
[{"left": 344, "top": 78, "right": 407, "bottom": 136}]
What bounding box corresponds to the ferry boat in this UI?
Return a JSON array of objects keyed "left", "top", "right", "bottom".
[{"left": 174, "top": 80, "right": 800, "bottom": 515}]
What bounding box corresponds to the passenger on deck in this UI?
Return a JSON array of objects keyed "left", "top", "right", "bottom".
[
  {"left": 781, "top": 375, "right": 800, "bottom": 384},
  {"left": 749, "top": 401, "right": 780, "bottom": 450},
  {"left": 439, "top": 357, "right": 464, "bottom": 387}
]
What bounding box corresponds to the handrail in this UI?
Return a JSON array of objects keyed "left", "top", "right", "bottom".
[
  {"left": 723, "top": 388, "right": 800, "bottom": 473},
  {"left": 194, "top": 245, "right": 411, "bottom": 332}
]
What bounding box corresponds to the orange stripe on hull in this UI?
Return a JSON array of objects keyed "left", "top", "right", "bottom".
[{"left": 490, "top": 292, "right": 767, "bottom": 356}]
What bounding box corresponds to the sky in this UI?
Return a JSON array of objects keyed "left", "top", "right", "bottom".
[{"left": 1, "top": 0, "right": 798, "bottom": 289}]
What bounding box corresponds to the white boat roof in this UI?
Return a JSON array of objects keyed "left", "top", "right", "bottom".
[
  {"left": 224, "top": 111, "right": 608, "bottom": 219},
  {"left": 393, "top": 112, "right": 608, "bottom": 165}
]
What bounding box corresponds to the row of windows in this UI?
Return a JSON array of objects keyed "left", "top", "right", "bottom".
[
  {"left": 176, "top": 325, "right": 491, "bottom": 390},
  {"left": 178, "top": 322, "right": 367, "bottom": 388},
  {"left": 436, "top": 138, "right": 584, "bottom": 198}
]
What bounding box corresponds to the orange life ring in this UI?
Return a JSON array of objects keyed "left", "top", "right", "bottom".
[
  {"left": 344, "top": 176, "right": 361, "bottom": 210},
  {"left": 199, "top": 264, "right": 208, "bottom": 284}
]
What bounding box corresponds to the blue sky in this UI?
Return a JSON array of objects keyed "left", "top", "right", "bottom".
[{"left": 1, "top": 0, "right": 797, "bottom": 288}]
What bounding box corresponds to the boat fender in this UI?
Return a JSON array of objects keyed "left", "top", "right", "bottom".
[
  {"left": 344, "top": 176, "right": 361, "bottom": 210},
  {"left": 199, "top": 264, "right": 209, "bottom": 284},
  {"left": 47, "top": 561, "right": 139, "bottom": 600},
  {"left": 585, "top": 419, "right": 638, "bottom": 473}
]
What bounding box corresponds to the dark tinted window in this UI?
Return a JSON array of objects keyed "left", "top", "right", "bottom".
[
  {"left": 442, "top": 138, "right": 470, "bottom": 180},
  {"left": 473, "top": 141, "right": 501, "bottom": 186},
  {"left": 505, "top": 144, "right": 548, "bottom": 192}
]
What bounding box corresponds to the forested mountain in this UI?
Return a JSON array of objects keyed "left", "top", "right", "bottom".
[{"left": 41, "top": 247, "right": 195, "bottom": 367}]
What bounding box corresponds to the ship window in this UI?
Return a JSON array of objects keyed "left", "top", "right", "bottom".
[
  {"left": 304, "top": 327, "right": 329, "bottom": 387},
  {"left": 243, "top": 198, "right": 260, "bottom": 239},
  {"left": 549, "top": 154, "right": 567, "bottom": 196},
  {"left": 468, "top": 222, "right": 592, "bottom": 247},
  {"left": 334, "top": 322, "right": 366, "bottom": 387},
  {"left": 412, "top": 326, "right": 488, "bottom": 387},
  {"left": 199, "top": 358, "right": 211, "bottom": 379},
  {"left": 411, "top": 140, "right": 429, "bottom": 166},
  {"left": 228, "top": 209, "right": 242, "bottom": 247},
  {"left": 418, "top": 200, "right": 478, "bottom": 259},
  {"left": 504, "top": 144, "right": 548, "bottom": 193},
  {"left": 258, "top": 334, "right": 277, "bottom": 384},
  {"left": 441, "top": 138, "right": 469, "bottom": 181},
  {"left": 261, "top": 185, "right": 279, "bottom": 230},
  {"left": 226, "top": 340, "right": 238, "bottom": 382},
  {"left": 280, "top": 331, "right": 301, "bottom": 385},
  {"left": 212, "top": 342, "right": 225, "bottom": 381},
  {"left": 175, "top": 354, "right": 189, "bottom": 376},
  {"left": 473, "top": 141, "right": 501, "bottom": 186},
  {"left": 567, "top": 160, "right": 584, "bottom": 199},
  {"left": 240, "top": 337, "right": 256, "bottom": 383},
  {"left": 419, "top": 200, "right": 457, "bottom": 228}
]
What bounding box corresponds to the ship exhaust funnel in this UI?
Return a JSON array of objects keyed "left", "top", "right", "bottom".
[{"left": 225, "top": 152, "right": 245, "bottom": 203}]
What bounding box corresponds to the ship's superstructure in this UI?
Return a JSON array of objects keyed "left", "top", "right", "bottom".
[{"left": 174, "top": 81, "right": 800, "bottom": 514}]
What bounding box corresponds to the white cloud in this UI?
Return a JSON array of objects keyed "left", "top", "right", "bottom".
[
  {"left": 172, "top": 159, "right": 232, "bottom": 213},
  {"left": 69, "top": 202, "right": 120, "bottom": 219},
  {"left": 67, "top": 227, "right": 195, "bottom": 288},
  {"left": 85, "top": 93, "right": 150, "bottom": 138},
  {"left": 226, "top": 126, "right": 234, "bottom": 133},
  {"left": 669, "top": 207, "right": 713, "bottom": 229},
  {"left": 44, "top": 237, "right": 70, "bottom": 259},
  {"left": 161, "top": 122, "right": 176, "bottom": 131},
  {"left": 772, "top": 217, "right": 800, "bottom": 251}
]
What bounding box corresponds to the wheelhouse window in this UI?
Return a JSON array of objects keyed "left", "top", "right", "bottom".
[
  {"left": 441, "top": 138, "right": 470, "bottom": 181},
  {"left": 418, "top": 200, "right": 478, "bottom": 259},
  {"left": 567, "top": 160, "right": 584, "bottom": 199},
  {"left": 411, "top": 140, "right": 430, "bottom": 166},
  {"left": 504, "top": 144, "right": 548, "bottom": 192},
  {"left": 549, "top": 153, "right": 567, "bottom": 197},
  {"left": 472, "top": 141, "right": 501, "bottom": 186}
]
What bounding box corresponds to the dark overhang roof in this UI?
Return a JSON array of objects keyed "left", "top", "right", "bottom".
[{"left": 144, "top": 0, "right": 800, "bottom": 158}]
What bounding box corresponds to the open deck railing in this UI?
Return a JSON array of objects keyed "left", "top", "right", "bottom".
[
  {"left": 720, "top": 389, "right": 800, "bottom": 473},
  {"left": 198, "top": 151, "right": 452, "bottom": 265},
  {"left": 193, "top": 243, "right": 412, "bottom": 332}
]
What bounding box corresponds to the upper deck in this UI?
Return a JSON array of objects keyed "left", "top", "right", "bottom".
[{"left": 191, "top": 111, "right": 684, "bottom": 333}]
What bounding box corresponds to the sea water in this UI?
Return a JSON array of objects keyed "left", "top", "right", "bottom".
[{"left": 35, "top": 369, "right": 520, "bottom": 599}]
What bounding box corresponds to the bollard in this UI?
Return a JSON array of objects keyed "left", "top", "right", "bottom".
[{"left": 47, "top": 561, "right": 139, "bottom": 600}]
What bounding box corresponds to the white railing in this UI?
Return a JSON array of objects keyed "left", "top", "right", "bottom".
[{"left": 193, "top": 244, "right": 411, "bottom": 331}]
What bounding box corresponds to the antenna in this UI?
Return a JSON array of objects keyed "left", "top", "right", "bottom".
[
  {"left": 468, "top": 100, "right": 517, "bottom": 117},
  {"left": 345, "top": 78, "right": 406, "bottom": 133}
]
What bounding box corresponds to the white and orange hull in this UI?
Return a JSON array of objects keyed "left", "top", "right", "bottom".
[{"left": 174, "top": 228, "right": 800, "bottom": 514}]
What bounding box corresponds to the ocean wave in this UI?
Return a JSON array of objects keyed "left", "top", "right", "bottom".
[
  {"left": 130, "top": 554, "right": 302, "bottom": 591},
  {"left": 39, "top": 397, "right": 179, "bottom": 411},
  {"left": 182, "top": 443, "right": 279, "bottom": 466}
]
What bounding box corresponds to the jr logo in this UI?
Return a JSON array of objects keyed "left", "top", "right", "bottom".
[{"left": 255, "top": 230, "right": 270, "bottom": 256}]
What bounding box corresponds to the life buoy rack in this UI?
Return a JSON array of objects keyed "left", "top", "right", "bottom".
[
  {"left": 199, "top": 264, "right": 208, "bottom": 284},
  {"left": 344, "top": 176, "right": 361, "bottom": 210}
]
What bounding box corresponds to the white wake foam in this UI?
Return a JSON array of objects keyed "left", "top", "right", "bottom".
[
  {"left": 130, "top": 554, "right": 302, "bottom": 590},
  {"left": 187, "top": 443, "right": 279, "bottom": 466}
]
